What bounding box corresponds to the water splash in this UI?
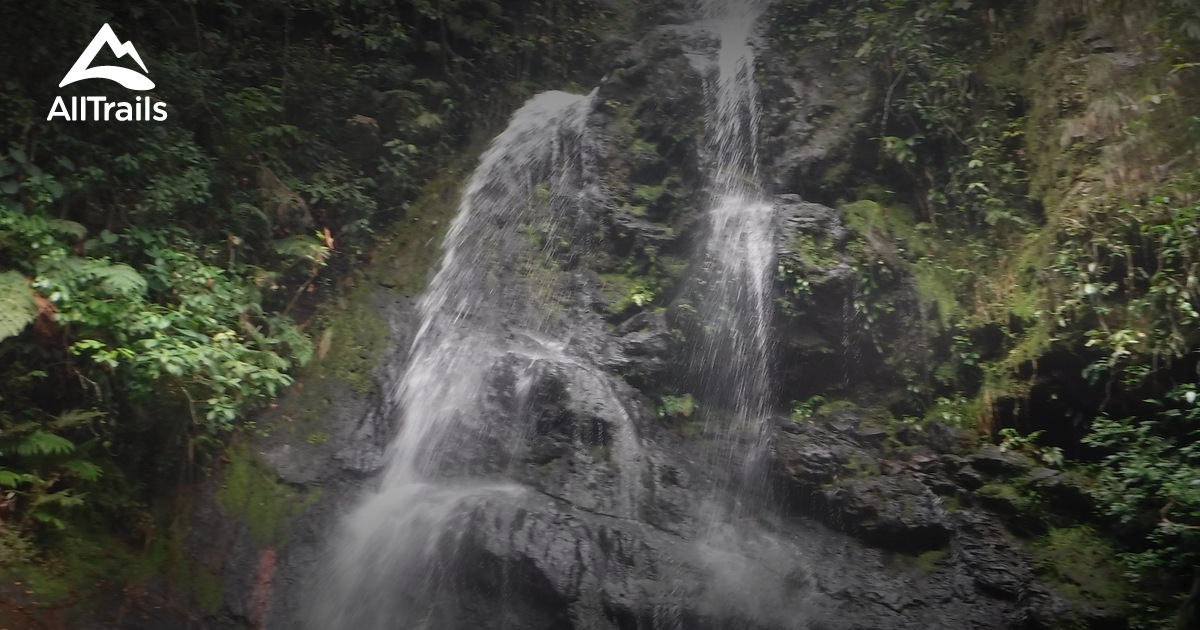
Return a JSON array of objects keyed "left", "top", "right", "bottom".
[
  {"left": 690, "top": 0, "right": 777, "bottom": 515},
  {"left": 842, "top": 288, "right": 865, "bottom": 390}
]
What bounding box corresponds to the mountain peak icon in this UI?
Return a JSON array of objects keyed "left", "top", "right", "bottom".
[{"left": 59, "top": 23, "right": 155, "bottom": 91}]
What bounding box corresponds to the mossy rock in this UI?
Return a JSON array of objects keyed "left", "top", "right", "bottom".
[
  {"left": 973, "top": 481, "right": 1047, "bottom": 536},
  {"left": 215, "top": 445, "right": 321, "bottom": 547},
  {"left": 368, "top": 164, "right": 462, "bottom": 296},
  {"left": 1031, "top": 527, "right": 1131, "bottom": 616},
  {"left": 974, "top": 481, "right": 1030, "bottom": 513}
]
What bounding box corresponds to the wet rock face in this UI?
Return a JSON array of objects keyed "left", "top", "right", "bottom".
[
  {"left": 772, "top": 195, "right": 858, "bottom": 393},
  {"left": 172, "top": 13, "right": 1116, "bottom": 630},
  {"left": 771, "top": 193, "right": 933, "bottom": 398},
  {"left": 773, "top": 402, "right": 1114, "bottom": 628},
  {"left": 758, "top": 45, "right": 873, "bottom": 203},
  {"left": 776, "top": 412, "right": 954, "bottom": 552}
]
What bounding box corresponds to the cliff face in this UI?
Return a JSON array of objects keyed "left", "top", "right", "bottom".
[
  {"left": 144, "top": 3, "right": 1190, "bottom": 629},
  {"left": 21, "top": 1, "right": 1195, "bottom": 628}
]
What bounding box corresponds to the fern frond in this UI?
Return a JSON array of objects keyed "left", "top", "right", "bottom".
[
  {"left": 32, "top": 490, "right": 85, "bottom": 510},
  {"left": 46, "top": 219, "right": 86, "bottom": 240},
  {"left": 96, "top": 262, "right": 147, "bottom": 296},
  {"left": 52, "top": 409, "right": 105, "bottom": 430},
  {"left": 29, "top": 511, "right": 66, "bottom": 530},
  {"left": 273, "top": 234, "right": 328, "bottom": 264},
  {"left": 0, "top": 468, "right": 31, "bottom": 487},
  {"left": 0, "top": 271, "right": 37, "bottom": 342},
  {"left": 64, "top": 460, "right": 102, "bottom": 481},
  {"left": 12, "top": 431, "right": 75, "bottom": 457},
  {"left": 42, "top": 257, "right": 147, "bottom": 296},
  {"left": 0, "top": 420, "right": 40, "bottom": 441}
]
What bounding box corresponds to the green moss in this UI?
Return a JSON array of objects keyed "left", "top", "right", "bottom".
[
  {"left": 786, "top": 231, "right": 840, "bottom": 269},
  {"left": 268, "top": 170, "right": 469, "bottom": 428},
  {"left": 629, "top": 137, "right": 657, "bottom": 158},
  {"left": 192, "top": 563, "right": 224, "bottom": 614},
  {"left": 680, "top": 417, "right": 707, "bottom": 439},
  {"left": 974, "top": 481, "right": 1046, "bottom": 524},
  {"left": 891, "top": 547, "right": 950, "bottom": 575},
  {"left": 298, "top": 163, "right": 465, "bottom": 401},
  {"left": 370, "top": 161, "right": 463, "bottom": 295},
  {"left": 215, "top": 445, "right": 321, "bottom": 546},
  {"left": 1032, "top": 526, "right": 1130, "bottom": 611},
  {"left": 597, "top": 272, "right": 656, "bottom": 316},
  {"left": 841, "top": 200, "right": 919, "bottom": 245},
  {"left": 923, "top": 395, "right": 983, "bottom": 431},
  {"left": 915, "top": 548, "right": 949, "bottom": 574},
  {"left": 659, "top": 256, "right": 689, "bottom": 280},
  {"left": 618, "top": 202, "right": 648, "bottom": 217},
  {"left": 813, "top": 399, "right": 858, "bottom": 417},
  {"left": 855, "top": 405, "right": 900, "bottom": 429},
  {"left": 153, "top": 494, "right": 225, "bottom": 615},
  {"left": 975, "top": 481, "right": 1025, "bottom": 504},
  {"left": 590, "top": 444, "right": 611, "bottom": 462},
  {"left": 309, "top": 297, "right": 389, "bottom": 397},
  {"left": 0, "top": 523, "right": 35, "bottom": 568},
  {"left": 842, "top": 451, "right": 881, "bottom": 478},
  {"left": 911, "top": 259, "right": 959, "bottom": 329},
  {"left": 631, "top": 183, "right": 666, "bottom": 205},
  {"left": 658, "top": 394, "right": 696, "bottom": 419}
]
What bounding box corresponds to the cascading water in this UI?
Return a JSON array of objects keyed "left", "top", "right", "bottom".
[
  {"left": 236, "top": 2, "right": 1072, "bottom": 627},
  {"left": 309, "top": 2, "right": 799, "bottom": 627},
  {"left": 689, "top": 0, "right": 777, "bottom": 518},
  {"left": 309, "top": 90, "right": 651, "bottom": 629}
]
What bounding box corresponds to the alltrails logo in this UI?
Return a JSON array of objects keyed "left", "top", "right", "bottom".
[{"left": 47, "top": 23, "right": 168, "bottom": 122}]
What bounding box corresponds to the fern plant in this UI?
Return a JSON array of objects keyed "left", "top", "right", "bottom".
[
  {"left": 0, "top": 408, "right": 103, "bottom": 531},
  {"left": 0, "top": 270, "right": 37, "bottom": 342}
]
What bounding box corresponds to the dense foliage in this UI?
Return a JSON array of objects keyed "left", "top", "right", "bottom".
[
  {"left": 0, "top": 0, "right": 630, "bottom": 567},
  {"left": 2, "top": 0, "right": 1197, "bottom": 624},
  {"left": 769, "top": 0, "right": 1199, "bottom": 624}
]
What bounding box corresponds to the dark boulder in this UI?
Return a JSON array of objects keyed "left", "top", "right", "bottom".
[{"left": 970, "top": 445, "right": 1037, "bottom": 477}]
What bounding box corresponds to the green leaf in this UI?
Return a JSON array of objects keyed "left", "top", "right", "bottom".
[
  {"left": 47, "top": 218, "right": 86, "bottom": 239},
  {"left": 13, "top": 431, "right": 75, "bottom": 457},
  {"left": 415, "top": 111, "right": 443, "bottom": 128},
  {"left": 0, "top": 271, "right": 38, "bottom": 342},
  {"left": 65, "top": 460, "right": 103, "bottom": 481},
  {"left": 54, "top": 409, "right": 105, "bottom": 429},
  {"left": 29, "top": 511, "right": 65, "bottom": 530},
  {"left": 0, "top": 468, "right": 26, "bottom": 487},
  {"left": 97, "top": 262, "right": 147, "bottom": 296}
]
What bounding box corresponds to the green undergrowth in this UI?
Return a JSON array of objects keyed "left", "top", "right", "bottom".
[
  {"left": 0, "top": 526, "right": 169, "bottom": 610},
  {"left": 271, "top": 163, "right": 467, "bottom": 436},
  {"left": 770, "top": 1, "right": 1200, "bottom": 617}
]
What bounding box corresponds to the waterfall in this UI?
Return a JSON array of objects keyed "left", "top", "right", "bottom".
[
  {"left": 690, "top": 0, "right": 777, "bottom": 516},
  {"left": 309, "top": 90, "right": 637, "bottom": 629},
  {"left": 309, "top": 1, "right": 788, "bottom": 626},
  {"left": 376, "top": 90, "right": 597, "bottom": 489}
]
